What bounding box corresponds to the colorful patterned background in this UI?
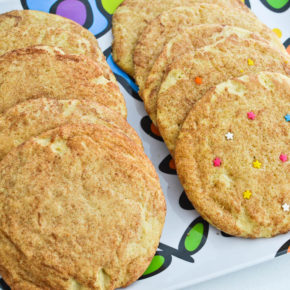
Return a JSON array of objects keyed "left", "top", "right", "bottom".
[{"left": 0, "top": 1, "right": 289, "bottom": 289}]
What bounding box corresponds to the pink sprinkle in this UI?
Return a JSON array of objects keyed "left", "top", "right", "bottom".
[
  {"left": 247, "top": 112, "right": 256, "bottom": 120},
  {"left": 280, "top": 154, "right": 288, "bottom": 162},
  {"left": 213, "top": 158, "right": 222, "bottom": 167}
]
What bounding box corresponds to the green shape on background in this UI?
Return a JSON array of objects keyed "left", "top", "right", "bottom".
[
  {"left": 102, "top": 0, "right": 124, "bottom": 14},
  {"left": 266, "top": 0, "right": 289, "bottom": 9},
  {"left": 143, "top": 255, "right": 164, "bottom": 276},
  {"left": 185, "top": 223, "right": 204, "bottom": 252}
]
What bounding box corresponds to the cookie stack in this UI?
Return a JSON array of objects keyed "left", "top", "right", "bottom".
[
  {"left": 112, "top": 0, "right": 290, "bottom": 238},
  {"left": 0, "top": 10, "right": 166, "bottom": 289}
]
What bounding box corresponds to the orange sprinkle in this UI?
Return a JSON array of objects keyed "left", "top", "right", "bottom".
[
  {"left": 288, "top": 246, "right": 290, "bottom": 253},
  {"left": 195, "top": 76, "right": 203, "bottom": 85},
  {"left": 169, "top": 158, "right": 176, "bottom": 170},
  {"left": 150, "top": 123, "right": 161, "bottom": 136},
  {"left": 286, "top": 45, "right": 290, "bottom": 55}
]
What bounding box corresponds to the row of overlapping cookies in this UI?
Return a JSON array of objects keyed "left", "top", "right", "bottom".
[
  {"left": 112, "top": 0, "right": 290, "bottom": 238},
  {"left": 0, "top": 10, "right": 166, "bottom": 290}
]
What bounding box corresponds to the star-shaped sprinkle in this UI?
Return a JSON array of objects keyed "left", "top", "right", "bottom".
[
  {"left": 282, "top": 203, "right": 289, "bottom": 212},
  {"left": 213, "top": 157, "right": 222, "bottom": 167},
  {"left": 225, "top": 132, "right": 234, "bottom": 140},
  {"left": 248, "top": 58, "right": 254, "bottom": 66},
  {"left": 253, "top": 160, "right": 261, "bottom": 169},
  {"left": 247, "top": 111, "right": 256, "bottom": 120},
  {"left": 285, "top": 114, "right": 290, "bottom": 122},
  {"left": 279, "top": 154, "right": 288, "bottom": 162},
  {"left": 243, "top": 190, "right": 252, "bottom": 199}
]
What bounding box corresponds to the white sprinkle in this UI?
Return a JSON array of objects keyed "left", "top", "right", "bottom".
[
  {"left": 282, "top": 203, "right": 289, "bottom": 212},
  {"left": 225, "top": 132, "right": 234, "bottom": 140}
]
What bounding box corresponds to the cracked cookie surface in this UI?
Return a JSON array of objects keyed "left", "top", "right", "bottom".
[{"left": 0, "top": 123, "right": 165, "bottom": 289}]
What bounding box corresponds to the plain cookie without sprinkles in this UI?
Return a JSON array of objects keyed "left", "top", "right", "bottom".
[
  {"left": 0, "top": 98, "right": 142, "bottom": 160},
  {"left": 0, "top": 123, "right": 166, "bottom": 289},
  {"left": 0, "top": 10, "right": 115, "bottom": 82},
  {"left": 0, "top": 46, "right": 127, "bottom": 117},
  {"left": 112, "top": 0, "right": 250, "bottom": 76}
]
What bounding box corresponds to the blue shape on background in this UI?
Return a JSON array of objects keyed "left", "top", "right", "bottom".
[
  {"left": 107, "top": 53, "right": 139, "bottom": 93},
  {"left": 23, "top": 0, "right": 56, "bottom": 11},
  {"left": 103, "top": 47, "right": 141, "bottom": 101},
  {"left": 87, "top": 0, "right": 108, "bottom": 35}
]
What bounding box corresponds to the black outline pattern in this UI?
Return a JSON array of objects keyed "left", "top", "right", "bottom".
[
  {"left": 245, "top": 0, "right": 251, "bottom": 8},
  {"left": 140, "top": 116, "right": 163, "bottom": 141},
  {"left": 140, "top": 217, "right": 209, "bottom": 279},
  {"left": 178, "top": 217, "right": 209, "bottom": 256},
  {"left": 20, "top": 0, "right": 29, "bottom": 9},
  {"left": 221, "top": 231, "right": 233, "bottom": 238},
  {"left": 139, "top": 250, "right": 172, "bottom": 279},
  {"left": 283, "top": 38, "right": 290, "bottom": 50},
  {"left": 159, "top": 154, "right": 176, "bottom": 175},
  {"left": 260, "top": 0, "right": 290, "bottom": 13},
  {"left": 0, "top": 279, "right": 10, "bottom": 290},
  {"left": 179, "top": 191, "right": 194, "bottom": 210},
  {"left": 275, "top": 239, "right": 290, "bottom": 257}
]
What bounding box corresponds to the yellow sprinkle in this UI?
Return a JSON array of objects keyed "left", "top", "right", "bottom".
[
  {"left": 243, "top": 190, "right": 252, "bottom": 199},
  {"left": 240, "top": 69, "right": 244, "bottom": 73},
  {"left": 253, "top": 160, "right": 262, "bottom": 169},
  {"left": 248, "top": 58, "right": 254, "bottom": 66},
  {"left": 272, "top": 28, "right": 282, "bottom": 38}
]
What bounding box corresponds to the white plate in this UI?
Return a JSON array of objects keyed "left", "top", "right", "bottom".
[{"left": 0, "top": 0, "right": 289, "bottom": 289}]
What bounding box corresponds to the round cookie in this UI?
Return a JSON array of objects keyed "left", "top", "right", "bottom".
[
  {"left": 133, "top": 5, "right": 285, "bottom": 92},
  {"left": 0, "top": 123, "right": 166, "bottom": 289},
  {"left": 0, "top": 10, "right": 115, "bottom": 82},
  {"left": 175, "top": 72, "right": 290, "bottom": 238},
  {"left": 143, "top": 25, "right": 269, "bottom": 125},
  {"left": 0, "top": 27, "right": 102, "bottom": 63},
  {"left": 0, "top": 98, "right": 142, "bottom": 160},
  {"left": 157, "top": 37, "right": 290, "bottom": 155},
  {"left": 0, "top": 46, "right": 127, "bottom": 117},
  {"left": 112, "top": 0, "right": 249, "bottom": 76}
]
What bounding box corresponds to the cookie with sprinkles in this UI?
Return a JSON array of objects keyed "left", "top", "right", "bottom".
[
  {"left": 157, "top": 37, "right": 290, "bottom": 155},
  {"left": 175, "top": 72, "right": 290, "bottom": 238},
  {"left": 133, "top": 4, "right": 285, "bottom": 92},
  {"left": 143, "top": 24, "right": 270, "bottom": 125}
]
